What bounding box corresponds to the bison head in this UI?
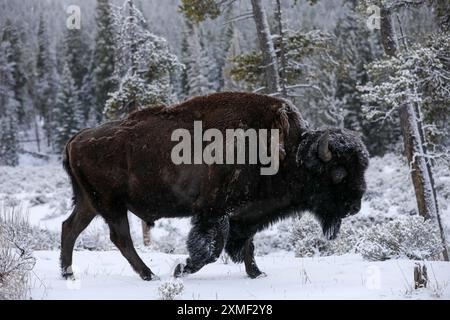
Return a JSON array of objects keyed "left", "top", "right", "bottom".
[{"left": 296, "top": 128, "right": 369, "bottom": 240}]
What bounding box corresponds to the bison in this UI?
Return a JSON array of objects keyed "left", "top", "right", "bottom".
[{"left": 61, "top": 92, "right": 369, "bottom": 280}]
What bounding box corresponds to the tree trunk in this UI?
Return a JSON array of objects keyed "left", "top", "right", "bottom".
[
  {"left": 380, "top": 6, "right": 449, "bottom": 261},
  {"left": 33, "top": 112, "right": 41, "bottom": 153},
  {"left": 250, "top": 0, "right": 280, "bottom": 94},
  {"left": 414, "top": 263, "right": 428, "bottom": 289},
  {"left": 414, "top": 103, "right": 441, "bottom": 218},
  {"left": 399, "top": 104, "right": 437, "bottom": 219},
  {"left": 128, "top": 0, "right": 137, "bottom": 74},
  {"left": 275, "top": 0, "right": 287, "bottom": 98},
  {"left": 380, "top": 6, "right": 397, "bottom": 57}
]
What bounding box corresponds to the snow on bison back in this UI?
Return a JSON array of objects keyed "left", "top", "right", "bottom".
[{"left": 60, "top": 92, "right": 369, "bottom": 280}]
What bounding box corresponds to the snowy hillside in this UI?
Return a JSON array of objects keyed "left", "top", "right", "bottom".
[{"left": 1, "top": 153, "right": 449, "bottom": 299}]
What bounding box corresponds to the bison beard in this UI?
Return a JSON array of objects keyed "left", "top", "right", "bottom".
[
  {"left": 319, "top": 216, "right": 342, "bottom": 240},
  {"left": 60, "top": 92, "right": 369, "bottom": 281}
]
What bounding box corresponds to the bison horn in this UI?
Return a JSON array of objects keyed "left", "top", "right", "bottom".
[{"left": 317, "top": 131, "right": 332, "bottom": 162}]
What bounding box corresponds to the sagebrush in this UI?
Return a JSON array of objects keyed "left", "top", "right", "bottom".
[{"left": 0, "top": 207, "right": 36, "bottom": 300}]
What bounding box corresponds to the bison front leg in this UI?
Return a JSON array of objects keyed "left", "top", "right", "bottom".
[
  {"left": 243, "top": 238, "right": 266, "bottom": 279},
  {"left": 174, "top": 215, "right": 229, "bottom": 277},
  {"left": 225, "top": 220, "right": 265, "bottom": 279},
  {"left": 107, "top": 215, "right": 157, "bottom": 281}
]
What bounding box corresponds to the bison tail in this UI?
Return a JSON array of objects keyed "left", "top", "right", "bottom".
[{"left": 62, "top": 138, "right": 82, "bottom": 207}]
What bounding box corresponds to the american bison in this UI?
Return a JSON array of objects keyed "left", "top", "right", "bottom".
[{"left": 61, "top": 92, "right": 369, "bottom": 280}]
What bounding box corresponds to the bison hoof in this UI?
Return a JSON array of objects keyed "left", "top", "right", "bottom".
[
  {"left": 61, "top": 266, "right": 75, "bottom": 280},
  {"left": 140, "top": 269, "right": 158, "bottom": 281},
  {"left": 248, "top": 271, "right": 267, "bottom": 279},
  {"left": 62, "top": 273, "right": 74, "bottom": 280},
  {"left": 173, "top": 263, "right": 187, "bottom": 278},
  {"left": 141, "top": 274, "right": 157, "bottom": 281}
]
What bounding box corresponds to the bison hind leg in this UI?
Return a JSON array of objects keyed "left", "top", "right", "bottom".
[
  {"left": 174, "top": 214, "right": 229, "bottom": 277},
  {"left": 107, "top": 213, "right": 157, "bottom": 281},
  {"left": 60, "top": 202, "right": 96, "bottom": 279}
]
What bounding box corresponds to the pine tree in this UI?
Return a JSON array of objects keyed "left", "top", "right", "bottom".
[
  {"left": 0, "top": 115, "right": 19, "bottom": 166},
  {"left": 53, "top": 63, "right": 83, "bottom": 154},
  {"left": 180, "top": 19, "right": 214, "bottom": 99},
  {"left": 1, "top": 19, "right": 27, "bottom": 124},
  {"left": 80, "top": 53, "right": 96, "bottom": 122},
  {"left": 93, "top": 0, "right": 117, "bottom": 123},
  {"left": 35, "top": 15, "right": 58, "bottom": 147},
  {"left": 0, "top": 40, "right": 19, "bottom": 166},
  {"left": 64, "top": 29, "right": 90, "bottom": 90},
  {"left": 200, "top": 28, "right": 218, "bottom": 91},
  {"left": 215, "top": 4, "right": 235, "bottom": 91},
  {"left": 180, "top": 26, "right": 191, "bottom": 99},
  {"left": 63, "top": 27, "right": 94, "bottom": 123},
  {"left": 185, "top": 21, "right": 211, "bottom": 97},
  {"left": 104, "top": 0, "right": 180, "bottom": 119},
  {"left": 180, "top": 0, "right": 280, "bottom": 94},
  {"left": 222, "top": 24, "right": 243, "bottom": 91},
  {"left": 334, "top": 1, "right": 397, "bottom": 155}
]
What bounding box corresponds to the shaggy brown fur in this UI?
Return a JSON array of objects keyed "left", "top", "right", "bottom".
[{"left": 60, "top": 92, "right": 368, "bottom": 280}]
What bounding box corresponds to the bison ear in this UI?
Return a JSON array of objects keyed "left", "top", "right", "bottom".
[{"left": 317, "top": 131, "right": 332, "bottom": 162}]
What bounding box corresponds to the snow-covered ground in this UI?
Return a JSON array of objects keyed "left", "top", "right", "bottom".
[
  {"left": 2, "top": 153, "right": 450, "bottom": 299},
  {"left": 30, "top": 251, "right": 450, "bottom": 300}
]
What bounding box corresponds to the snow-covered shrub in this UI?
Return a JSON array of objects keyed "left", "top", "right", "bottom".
[
  {"left": 0, "top": 207, "right": 36, "bottom": 300},
  {"left": 27, "top": 227, "right": 59, "bottom": 251},
  {"left": 290, "top": 213, "right": 443, "bottom": 261},
  {"left": 289, "top": 214, "right": 368, "bottom": 257},
  {"left": 357, "top": 215, "right": 443, "bottom": 261},
  {"left": 149, "top": 220, "right": 187, "bottom": 254},
  {"left": 263, "top": 154, "right": 415, "bottom": 258},
  {"left": 76, "top": 225, "right": 113, "bottom": 251},
  {"left": 2, "top": 195, "right": 20, "bottom": 207},
  {"left": 0, "top": 165, "right": 72, "bottom": 216},
  {"left": 290, "top": 214, "right": 329, "bottom": 257},
  {"left": 325, "top": 220, "right": 366, "bottom": 256},
  {"left": 254, "top": 219, "right": 295, "bottom": 255},
  {"left": 0, "top": 205, "right": 60, "bottom": 251},
  {"left": 158, "top": 278, "right": 184, "bottom": 300}
]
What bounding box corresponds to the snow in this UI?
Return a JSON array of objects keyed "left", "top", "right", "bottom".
[
  {"left": 1, "top": 0, "right": 448, "bottom": 301},
  {"left": 30, "top": 251, "right": 450, "bottom": 300},
  {"left": 2, "top": 153, "right": 450, "bottom": 299}
]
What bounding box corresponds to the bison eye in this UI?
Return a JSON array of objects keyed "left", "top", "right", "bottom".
[{"left": 331, "top": 167, "right": 347, "bottom": 184}]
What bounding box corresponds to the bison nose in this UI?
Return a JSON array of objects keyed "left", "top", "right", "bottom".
[{"left": 349, "top": 203, "right": 361, "bottom": 215}]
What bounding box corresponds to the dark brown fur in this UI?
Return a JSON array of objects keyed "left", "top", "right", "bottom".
[{"left": 60, "top": 92, "right": 368, "bottom": 280}]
